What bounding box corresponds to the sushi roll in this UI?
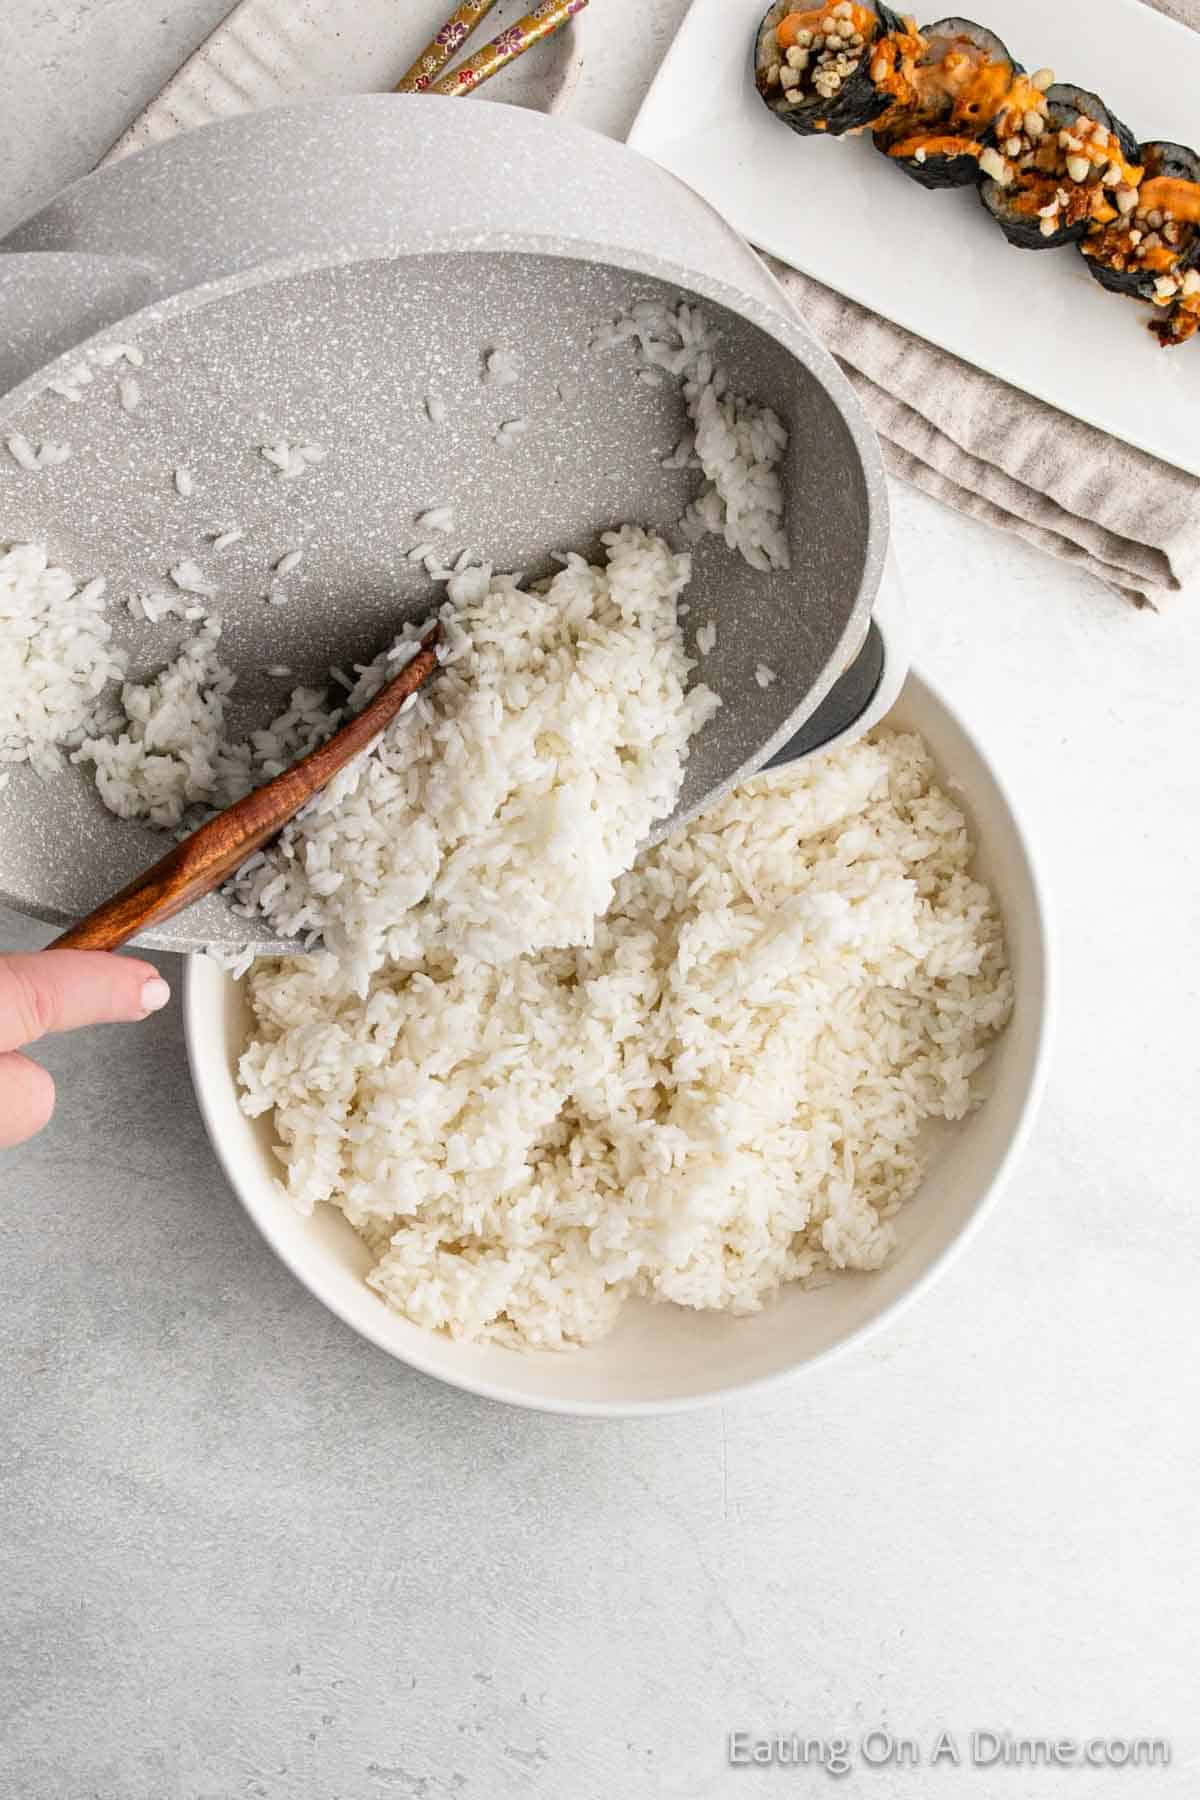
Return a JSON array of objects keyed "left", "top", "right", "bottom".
[
  {"left": 980, "top": 83, "right": 1141, "bottom": 249},
  {"left": 1081, "top": 141, "right": 1200, "bottom": 319},
  {"left": 1150, "top": 275, "right": 1200, "bottom": 346},
  {"left": 755, "top": 0, "right": 920, "bottom": 139},
  {"left": 872, "top": 17, "right": 1024, "bottom": 189}
]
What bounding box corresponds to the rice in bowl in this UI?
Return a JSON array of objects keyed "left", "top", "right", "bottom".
[{"left": 237, "top": 645, "right": 1012, "bottom": 1349}]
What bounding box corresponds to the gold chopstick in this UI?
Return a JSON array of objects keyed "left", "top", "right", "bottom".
[
  {"left": 427, "top": 0, "right": 589, "bottom": 96},
  {"left": 396, "top": 1, "right": 501, "bottom": 93}
]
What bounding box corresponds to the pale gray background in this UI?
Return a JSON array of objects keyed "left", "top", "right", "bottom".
[{"left": 2, "top": 5, "right": 1199, "bottom": 1798}]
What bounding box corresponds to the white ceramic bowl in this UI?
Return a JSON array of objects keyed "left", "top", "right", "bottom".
[{"left": 184, "top": 670, "right": 1054, "bottom": 1416}]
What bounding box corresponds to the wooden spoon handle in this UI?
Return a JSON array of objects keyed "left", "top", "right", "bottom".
[{"left": 51, "top": 633, "right": 440, "bottom": 952}]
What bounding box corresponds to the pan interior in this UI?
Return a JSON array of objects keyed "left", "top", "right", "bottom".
[{"left": 0, "top": 251, "right": 871, "bottom": 948}]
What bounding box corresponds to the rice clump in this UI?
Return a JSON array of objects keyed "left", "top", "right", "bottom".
[
  {"left": 228, "top": 526, "right": 719, "bottom": 989},
  {"left": 0, "top": 542, "right": 125, "bottom": 778},
  {"left": 593, "top": 299, "right": 790, "bottom": 573},
  {"left": 239, "top": 704, "right": 1011, "bottom": 1348},
  {"left": 73, "top": 618, "right": 337, "bottom": 829}
]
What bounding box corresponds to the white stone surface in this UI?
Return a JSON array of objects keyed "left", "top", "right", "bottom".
[{"left": 1, "top": 4, "right": 1198, "bottom": 1797}]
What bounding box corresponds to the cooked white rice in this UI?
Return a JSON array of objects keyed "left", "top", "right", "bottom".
[
  {"left": 596, "top": 299, "right": 790, "bottom": 573},
  {"left": 45, "top": 360, "right": 95, "bottom": 402},
  {"left": 443, "top": 561, "right": 492, "bottom": 607},
  {"left": 414, "top": 506, "right": 454, "bottom": 535},
  {"left": 118, "top": 376, "right": 142, "bottom": 415},
  {"left": 660, "top": 430, "right": 698, "bottom": 470},
  {"left": 755, "top": 663, "right": 778, "bottom": 688},
  {"left": 6, "top": 433, "right": 71, "bottom": 472},
  {"left": 93, "top": 342, "right": 144, "bottom": 369},
  {"left": 173, "top": 466, "right": 194, "bottom": 498},
  {"left": 73, "top": 618, "right": 336, "bottom": 829},
  {"left": 126, "top": 590, "right": 200, "bottom": 625},
  {"left": 0, "top": 544, "right": 125, "bottom": 778},
  {"left": 169, "top": 559, "right": 216, "bottom": 597},
  {"left": 483, "top": 347, "right": 521, "bottom": 387},
  {"left": 74, "top": 618, "right": 237, "bottom": 827},
  {"left": 239, "top": 729, "right": 1011, "bottom": 1349},
  {"left": 227, "top": 526, "right": 719, "bottom": 990},
  {"left": 259, "top": 440, "right": 327, "bottom": 480}
]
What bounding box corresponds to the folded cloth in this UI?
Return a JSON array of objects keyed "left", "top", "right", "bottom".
[{"left": 764, "top": 0, "right": 1200, "bottom": 609}]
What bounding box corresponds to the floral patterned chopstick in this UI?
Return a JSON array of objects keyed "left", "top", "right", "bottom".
[
  {"left": 396, "top": 1, "right": 501, "bottom": 93},
  {"left": 397, "top": 0, "right": 589, "bottom": 98}
]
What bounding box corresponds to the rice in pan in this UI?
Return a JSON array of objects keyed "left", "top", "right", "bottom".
[
  {"left": 228, "top": 526, "right": 720, "bottom": 989},
  {"left": 0, "top": 543, "right": 125, "bottom": 779},
  {"left": 73, "top": 617, "right": 338, "bottom": 831}
]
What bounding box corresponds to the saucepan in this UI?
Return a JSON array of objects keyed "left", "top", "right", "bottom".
[{"left": 0, "top": 95, "right": 905, "bottom": 952}]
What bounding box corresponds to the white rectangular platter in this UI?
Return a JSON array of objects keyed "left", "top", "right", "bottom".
[{"left": 628, "top": 0, "right": 1200, "bottom": 475}]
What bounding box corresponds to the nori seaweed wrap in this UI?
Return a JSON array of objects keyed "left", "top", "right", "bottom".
[
  {"left": 1081, "top": 140, "right": 1200, "bottom": 316},
  {"left": 980, "top": 83, "right": 1141, "bottom": 250},
  {"left": 755, "top": 0, "right": 917, "bottom": 139},
  {"left": 871, "top": 17, "right": 1025, "bottom": 189}
]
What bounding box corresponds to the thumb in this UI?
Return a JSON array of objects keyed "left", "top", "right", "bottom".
[{"left": 0, "top": 951, "right": 171, "bottom": 1052}]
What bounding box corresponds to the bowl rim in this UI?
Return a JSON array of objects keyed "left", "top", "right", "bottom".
[{"left": 183, "top": 663, "right": 1056, "bottom": 1417}]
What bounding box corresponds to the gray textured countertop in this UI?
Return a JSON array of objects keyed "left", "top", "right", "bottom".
[{"left": 2, "top": 5, "right": 1200, "bottom": 1798}]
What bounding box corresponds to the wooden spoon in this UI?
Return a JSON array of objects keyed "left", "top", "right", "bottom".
[{"left": 50, "top": 628, "right": 441, "bottom": 953}]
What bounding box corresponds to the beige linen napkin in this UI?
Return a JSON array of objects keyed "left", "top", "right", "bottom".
[{"left": 767, "top": 0, "right": 1200, "bottom": 608}]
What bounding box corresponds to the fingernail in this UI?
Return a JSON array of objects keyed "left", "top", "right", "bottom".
[{"left": 140, "top": 977, "right": 171, "bottom": 1015}]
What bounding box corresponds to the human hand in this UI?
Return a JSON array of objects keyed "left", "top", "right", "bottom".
[{"left": 0, "top": 951, "right": 171, "bottom": 1149}]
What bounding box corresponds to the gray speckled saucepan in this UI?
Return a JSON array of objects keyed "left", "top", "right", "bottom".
[{"left": 0, "top": 97, "right": 892, "bottom": 953}]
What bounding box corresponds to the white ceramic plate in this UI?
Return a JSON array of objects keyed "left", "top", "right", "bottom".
[
  {"left": 103, "top": 0, "right": 592, "bottom": 166},
  {"left": 628, "top": 0, "right": 1200, "bottom": 475},
  {"left": 183, "top": 670, "right": 1053, "bottom": 1417}
]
